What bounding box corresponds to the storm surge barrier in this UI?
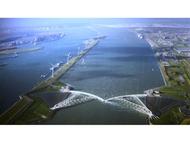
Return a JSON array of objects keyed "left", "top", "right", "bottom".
[{"left": 50, "top": 90, "right": 157, "bottom": 119}]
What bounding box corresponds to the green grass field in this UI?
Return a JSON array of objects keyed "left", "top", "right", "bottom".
[
  {"left": 151, "top": 107, "right": 184, "bottom": 124},
  {"left": 155, "top": 60, "right": 190, "bottom": 124},
  {"left": 0, "top": 96, "right": 53, "bottom": 124},
  {"left": 160, "top": 60, "right": 190, "bottom": 100}
]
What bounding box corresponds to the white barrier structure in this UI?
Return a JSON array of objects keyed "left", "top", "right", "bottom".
[{"left": 50, "top": 90, "right": 157, "bottom": 119}]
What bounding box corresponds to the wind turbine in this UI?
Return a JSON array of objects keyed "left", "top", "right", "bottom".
[
  {"left": 50, "top": 64, "right": 55, "bottom": 78},
  {"left": 67, "top": 52, "right": 71, "bottom": 64},
  {"left": 81, "top": 58, "right": 85, "bottom": 65}
]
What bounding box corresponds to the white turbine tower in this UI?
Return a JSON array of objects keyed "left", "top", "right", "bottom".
[
  {"left": 67, "top": 52, "right": 71, "bottom": 64},
  {"left": 50, "top": 64, "right": 55, "bottom": 78},
  {"left": 81, "top": 58, "right": 85, "bottom": 65}
]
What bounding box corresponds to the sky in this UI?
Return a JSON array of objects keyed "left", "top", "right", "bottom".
[{"left": 0, "top": 18, "right": 190, "bottom": 28}]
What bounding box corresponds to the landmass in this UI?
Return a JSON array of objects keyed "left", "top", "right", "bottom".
[
  {"left": 131, "top": 26, "right": 190, "bottom": 124},
  {"left": 0, "top": 47, "right": 42, "bottom": 55}
]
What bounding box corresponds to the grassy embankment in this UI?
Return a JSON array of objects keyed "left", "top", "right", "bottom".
[
  {"left": 152, "top": 60, "right": 190, "bottom": 124},
  {"left": 159, "top": 60, "right": 190, "bottom": 100},
  {"left": 151, "top": 107, "right": 184, "bottom": 124},
  {"left": 29, "top": 46, "right": 95, "bottom": 94},
  {"left": 0, "top": 96, "right": 53, "bottom": 124}
]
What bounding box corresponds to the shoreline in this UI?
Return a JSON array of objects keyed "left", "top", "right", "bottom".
[
  {"left": 0, "top": 47, "right": 42, "bottom": 55},
  {"left": 144, "top": 37, "right": 168, "bottom": 86},
  {"left": 128, "top": 29, "right": 167, "bottom": 87}
]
